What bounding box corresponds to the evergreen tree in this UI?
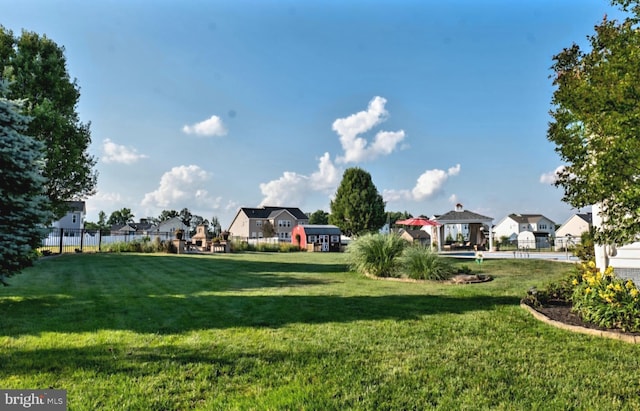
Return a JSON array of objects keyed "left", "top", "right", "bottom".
[
  {"left": 329, "top": 168, "right": 386, "bottom": 237},
  {"left": 0, "top": 27, "right": 97, "bottom": 219},
  {"left": 548, "top": 1, "right": 640, "bottom": 245},
  {"left": 0, "top": 85, "right": 52, "bottom": 285}
]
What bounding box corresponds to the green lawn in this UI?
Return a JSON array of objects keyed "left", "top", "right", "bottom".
[{"left": 2, "top": 252, "right": 640, "bottom": 410}]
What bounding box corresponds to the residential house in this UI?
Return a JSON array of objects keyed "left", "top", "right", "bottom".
[
  {"left": 111, "top": 219, "right": 157, "bottom": 236},
  {"left": 399, "top": 229, "right": 431, "bottom": 247},
  {"left": 493, "top": 213, "right": 556, "bottom": 243},
  {"left": 291, "top": 224, "right": 341, "bottom": 252},
  {"left": 555, "top": 212, "right": 592, "bottom": 251},
  {"left": 51, "top": 201, "right": 86, "bottom": 235},
  {"left": 228, "top": 206, "right": 309, "bottom": 241},
  {"left": 153, "top": 216, "right": 189, "bottom": 238}
]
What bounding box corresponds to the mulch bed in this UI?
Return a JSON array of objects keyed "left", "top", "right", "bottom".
[{"left": 525, "top": 300, "right": 640, "bottom": 337}]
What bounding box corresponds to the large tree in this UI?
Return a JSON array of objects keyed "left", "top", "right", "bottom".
[
  {"left": 329, "top": 167, "right": 386, "bottom": 237},
  {"left": 0, "top": 86, "right": 52, "bottom": 285},
  {"left": 107, "top": 208, "right": 134, "bottom": 226},
  {"left": 548, "top": 1, "right": 640, "bottom": 245},
  {"left": 309, "top": 209, "right": 329, "bottom": 225},
  {"left": 0, "top": 27, "right": 97, "bottom": 219}
]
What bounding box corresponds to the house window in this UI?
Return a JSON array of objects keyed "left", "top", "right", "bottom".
[
  {"left": 540, "top": 224, "right": 547, "bottom": 229},
  {"left": 331, "top": 235, "right": 340, "bottom": 243},
  {"left": 308, "top": 235, "right": 317, "bottom": 243},
  {"left": 256, "top": 220, "right": 262, "bottom": 227},
  {"left": 251, "top": 232, "right": 257, "bottom": 238},
  {"left": 258, "top": 232, "right": 263, "bottom": 238},
  {"left": 72, "top": 214, "right": 77, "bottom": 224}
]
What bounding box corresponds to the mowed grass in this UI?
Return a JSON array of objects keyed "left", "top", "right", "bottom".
[{"left": 2, "top": 253, "right": 640, "bottom": 410}]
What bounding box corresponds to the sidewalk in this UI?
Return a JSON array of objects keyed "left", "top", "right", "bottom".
[{"left": 441, "top": 250, "right": 580, "bottom": 262}]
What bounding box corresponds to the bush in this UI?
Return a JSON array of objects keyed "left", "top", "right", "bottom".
[
  {"left": 526, "top": 262, "right": 640, "bottom": 332},
  {"left": 278, "top": 243, "right": 301, "bottom": 252},
  {"left": 347, "top": 233, "right": 406, "bottom": 277},
  {"left": 103, "top": 237, "right": 171, "bottom": 253},
  {"left": 256, "top": 242, "right": 280, "bottom": 252},
  {"left": 573, "top": 229, "right": 595, "bottom": 262},
  {"left": 402, "top": 246, "right": 454, "bottom": 280},
  {"left": 571, "top": 261, "right": 640, "bottom": 332}
]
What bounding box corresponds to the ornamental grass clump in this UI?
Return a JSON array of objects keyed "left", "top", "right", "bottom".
[
  {"left": 571, "top": 261, "right": 640, "bottom": 332},
  {"left": 402, "top": 245, "right": 454, "bottom": 280},
  {"left": 347, "top": 233, "right": 406, "bottom": 277}
]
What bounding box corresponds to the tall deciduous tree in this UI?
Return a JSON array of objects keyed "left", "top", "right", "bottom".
[
  {"left": 388, "top": 211, "right": 413, "bottom": 226},
  {"left": 179, "top": 208, "right": 192, "bottom": 228},
  {"left": 329, "top": 168, "right": 386, "bottom": 237},
  {"left": 262, "top": 221, "right": 276, "bottom": 238},
  {"left": 107, "top": 208, "right": 134, "bottom": 226},
  {"left": 210, "top": 215, "right": 221, "bottom": 236},
  {"left": 158, "top": 210, "right": 179, "bottom": 222},
  {"left": 0, "top": 27, "right": 97, "bottom": 219},
  {"left": 0, "top": 86, "right": 52, "bottom": 285},
  {"left": 309, "top": 209, "right": 329, "bottom": 225},
  {"left": 548, "top": 1, "right": 640, "bottom": 245}
]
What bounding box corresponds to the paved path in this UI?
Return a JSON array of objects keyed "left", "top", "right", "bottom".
[{"left": 442, "top": 250, "right": 579, "bottom": 262}]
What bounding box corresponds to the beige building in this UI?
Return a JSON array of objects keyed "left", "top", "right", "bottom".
[
  {"left": 555, "top": 212, "right": 592, "bottom": 250},
  {"left": 228, "top": 206, "right": 309, "bottom": 241}
]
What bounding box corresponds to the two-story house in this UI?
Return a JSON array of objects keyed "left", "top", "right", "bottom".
[
  {"left": 493, "top": 213, "right": 556, "bottom": 243},
  {"left": 50, "top": 201, "right": 86, "bottom": 235},
  {"left": 228, "top": 206, "right": 309, "bottom": 241},
  {"left": 555, "top": 212, "right": 592, "bottom": 250}
]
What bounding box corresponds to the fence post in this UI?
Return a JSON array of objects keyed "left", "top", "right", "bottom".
[
  {"left": 80, "top": 228, "right": 85, "bottom": 252},
  {"left": 58, "top": 228, "right": 64, "bottom": 254},
  {"left": 98, "top": 230, "right": 102, "bottom": 252}
]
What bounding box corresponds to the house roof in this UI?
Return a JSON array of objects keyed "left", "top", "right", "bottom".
[
  {"left": 435, "top": 208, "right": 493, "bottom": 223},
  {"left": 239, "top": 206, "right": 308, "bottom": 220},
  {"left": 507, "top": 213, "right": 555, "bottom": 225},
  {"left": 297, "top": 225, "right": 341, "bottom": 235},
  {"left": 576, "top": 212, "right": 592, "bottom": 224},
  {"left": 65, "top": 201, "right": 86, "bottom": 213},
  {"left": 401, "top": 229, "right": 431, "bottom": 240},
  {"left": 156, "top": 216, "right": 187, "bottom": 229}
]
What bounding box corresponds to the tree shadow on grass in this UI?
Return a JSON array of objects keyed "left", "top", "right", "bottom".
[{"left": 0, "top": 293, "right": 520, "bottom": 336}]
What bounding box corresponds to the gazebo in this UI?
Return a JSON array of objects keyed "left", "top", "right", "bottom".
[{"left": 434, "top": 204, "right": 494, "bottom": 252}]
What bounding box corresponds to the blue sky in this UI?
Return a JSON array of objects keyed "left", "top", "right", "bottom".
[{"left": 2, "top": 0, "right": 622, "bottom": 228}]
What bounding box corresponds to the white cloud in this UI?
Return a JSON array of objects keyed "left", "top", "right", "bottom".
[
  {"left": 412, "top": 164, "right": 461, "bottom": 200},
  {"left": 333, "top": 96, "right": 405, "bottom": 163},
  {"left": 382, "top": 188, "right": 412, "bottom": 203},
  {"left": 142, "top": 165, "right": 216, "bottom": 209},
  {"left": 259, "top": 153, "right": 341, "bottom": 207},
  {"left": 182, "top": 115, "right": 227, "bottom": 137},
  {"left": 383, "top": 164, "right": 461, "bottom": 203},
  {"left": 102, "top": 138, "right": 148, "bottom": 164},
  {"left": 448, "top": 194, "right": 459, "bottom": 204},
  {"left": 310, "top": 152, "right": 340, "bottom": 191},
  {"left": 540, "top": 166, "right": 565, "bottom": 184}
]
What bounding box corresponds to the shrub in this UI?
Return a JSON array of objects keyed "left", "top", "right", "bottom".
[
  {"left": 256, "top": 242, "right": 279, "bottom": 252},
  {"left": 573, "top": 229, "right": 595, "bottom": 262},
  {"left": 347, "top": 233, "right": 406, "bottom": 277},
  {"left": 402, "top": 246, "right": 454, "bottom": 280},
  {"left": 103, "top": 237, "right": 171, "bottom": 253},
  {"left": 278, "top": 243, "right": 301, "bottom": 252},
  {"left": 571, "top": 261, "right": 640, "bottom": 332}
]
